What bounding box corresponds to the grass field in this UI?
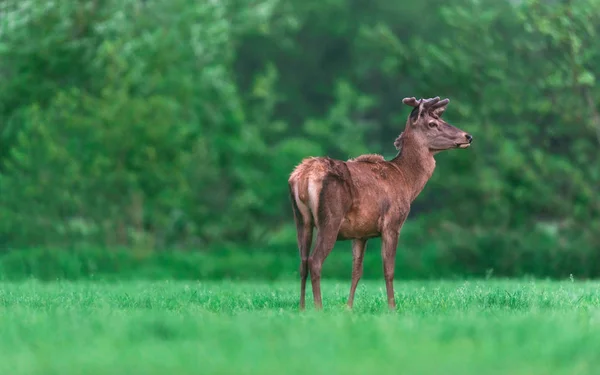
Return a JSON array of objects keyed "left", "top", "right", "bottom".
[{"left": 1, "top": 279, "right": 599, "bottom": 375}]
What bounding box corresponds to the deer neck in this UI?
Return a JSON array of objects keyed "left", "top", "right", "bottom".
[{"left": 391, "top": 135, "right": 436, "bottom": 202}]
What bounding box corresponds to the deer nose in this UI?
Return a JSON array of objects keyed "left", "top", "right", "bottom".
[{"left": 465, "top": 134, "right": 473, "bottom": 143}]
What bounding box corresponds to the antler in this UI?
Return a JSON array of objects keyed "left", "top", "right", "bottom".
[
  {"left": 422, "top": 97, "right": 440, "bottom": 108},
  {"left": 429, "top": 98, "right": 449, "bottom": 110},
  {"left": 403, "top": 96, "right": 450, "bottom": 111},
  {"left": 402, "top": 97, "right": 421, "bottom": 107}
]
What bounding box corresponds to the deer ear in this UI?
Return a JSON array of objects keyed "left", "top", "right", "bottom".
[
  {"left": 408, "top": 106, "right": 420, "bottom": 122},
  {"left": 403, "top": 97, "right": 424, "bottom": 122}
]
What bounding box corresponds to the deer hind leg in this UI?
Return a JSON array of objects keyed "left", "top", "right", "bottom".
[
  {"left": 347, "top": 239, "right": 367, "bottom": 309},
  {"left": 309, "top": 224, "right": 340, "bottom": 310},
  {"left": 289, "top": 182, "right": 314, "bottom": 311},
  {"left": 309, "top": 177, "right": 350, "bottom": 310},
  {"left": 298, "top": 224, "right": 313, "bottom": 311}
]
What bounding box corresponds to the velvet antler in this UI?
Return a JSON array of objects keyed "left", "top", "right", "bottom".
[{"left": 403, "top": 96, "right": 450, "bottom": 118}]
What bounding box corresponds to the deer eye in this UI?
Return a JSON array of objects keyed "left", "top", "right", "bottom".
[{"left": 428, "top": 121, "right": 437, "bottom": 128}]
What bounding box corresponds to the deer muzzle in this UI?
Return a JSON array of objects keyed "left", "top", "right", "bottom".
[{"left": 457, "top": 133, "right": 472, "bottom": 148}]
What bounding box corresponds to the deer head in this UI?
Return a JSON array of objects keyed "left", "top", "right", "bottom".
[{"left": 395, "top": 96, "right": 472, "bottom": 152}]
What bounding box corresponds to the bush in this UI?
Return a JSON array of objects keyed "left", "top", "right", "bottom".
[{"left": 0, "top": 0, "right": 598, "bottom": 278}]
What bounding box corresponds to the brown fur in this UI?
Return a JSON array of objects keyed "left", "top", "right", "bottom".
[
  {"left": 288, "top": 96, "right": 473, "bottom": 310},
  {"left": 349, "top": 154, "right": 386, "bottom": 163}
]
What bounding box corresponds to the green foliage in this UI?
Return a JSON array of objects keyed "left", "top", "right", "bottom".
[
  {"left": 0, "top": 0, "right": 599, "bottom": 277},
  {"left": 1, "top": 280, "right": 600, "bottom": 374},
  {"left": 1, "top": 234, "right": 599, "bottom": 281}
]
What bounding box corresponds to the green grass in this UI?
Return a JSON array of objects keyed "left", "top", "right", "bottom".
[{"left": 1, "top": 279, "right": 600, "bottom": 374}]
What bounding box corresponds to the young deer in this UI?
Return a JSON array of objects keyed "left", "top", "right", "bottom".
[{"left": 288, "top": 96, "right": 472, "bottom": 310}]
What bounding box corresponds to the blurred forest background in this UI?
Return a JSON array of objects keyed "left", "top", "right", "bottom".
[{"left": 0, "top": 0, "right": 599, "bottom": 281}]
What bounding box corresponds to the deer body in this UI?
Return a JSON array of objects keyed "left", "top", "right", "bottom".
[{"left": 288, "top": 96, "right": 472, "bottom": 310}]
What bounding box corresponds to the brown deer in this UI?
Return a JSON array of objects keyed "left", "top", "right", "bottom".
[{"left": 288, "top": 96, "right": 472, "bottom": 310}]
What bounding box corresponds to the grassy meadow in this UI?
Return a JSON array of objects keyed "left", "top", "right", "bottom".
[{"left": 0, "top": 279, "right": 599, "bottom": 374}]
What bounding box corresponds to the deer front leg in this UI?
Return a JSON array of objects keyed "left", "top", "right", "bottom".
[
  {"left": 381, "top": 229, "right": 399, "bottom": 310},
  {"left": 381, "top": 211, "right": 408, "bottom": 310},
  {"left": 347, "top": 239, "right": 367, "bottom": 309}
]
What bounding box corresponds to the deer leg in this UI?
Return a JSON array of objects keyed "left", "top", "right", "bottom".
[
  {"left": 298, "top": 223, "right": 313, "bottom": 311},
  {"left": 347, "top": 239, "right": 367, "bottom": 309},
  {"left": 308, "top": 176, "right": 350, "bottom": 310},
  {"left": 289, "top": 184, "right": 314, "bottom": 311},
  {"left": 309, "top": 225, "right": 340, "bottom": 310},
  {"left": 381, "top": 228, "right": 400, "bottom": 310}
]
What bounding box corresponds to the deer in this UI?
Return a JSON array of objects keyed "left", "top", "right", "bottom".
[{"left": 287, "top": 96, "right": 472, "bottom": 311}]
